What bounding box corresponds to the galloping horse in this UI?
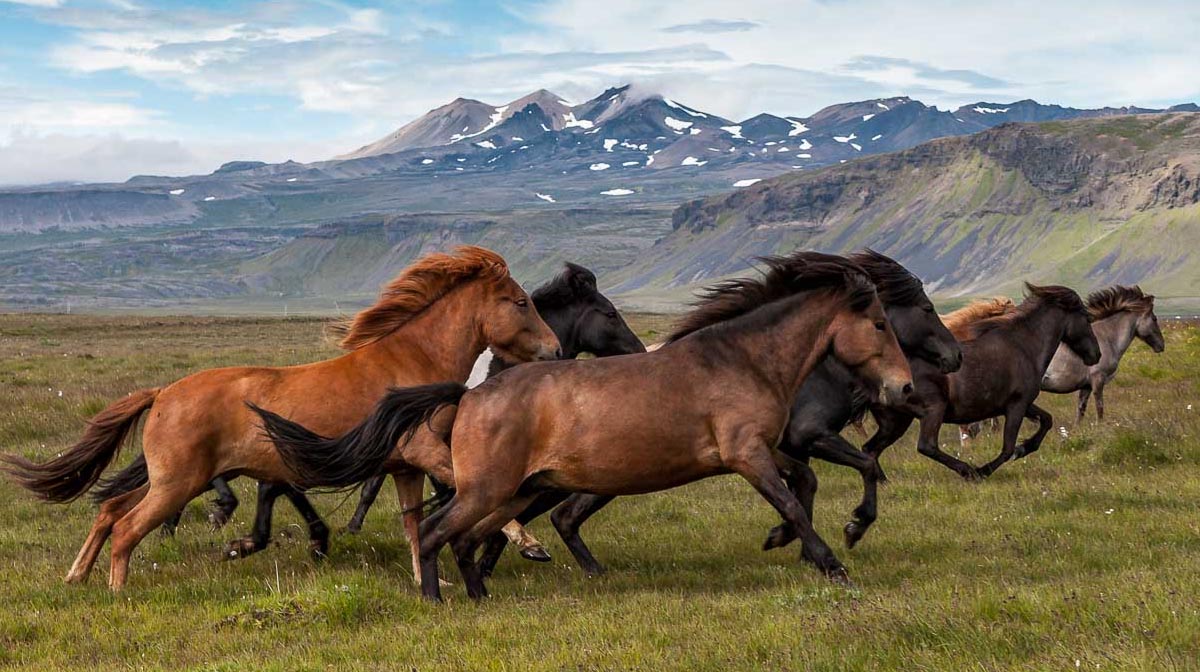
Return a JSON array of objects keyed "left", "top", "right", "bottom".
[
  {"left": 2, "top": 246, "right": 560, "bottom": 591},
  {"left": 941, "top": 297, "right": 1017, "bottom": 340},
  {"left": 257, "top": 251, "right": 916, "bottom": 601},
  {"left": 865, "top": 284, "right": 1100, "bottom": 480},
  {"left": 540, "top": 251, "right": 962, "bottom": 579},
  {"left": 344, "top": 262, "right": 645, "bottom": 561},
  {"left": 1043, "top": 285, "right": 1164, "bottom": 422}
]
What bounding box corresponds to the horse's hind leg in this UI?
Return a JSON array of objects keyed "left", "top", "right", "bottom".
[
  {"left": 208, "top": 476, "right": 239, "bottom": 529},
  {"left": 764, "top": 460, "right": 817, "bottom": 550},
  {"left": 550, "top": 493, "right": 615, "bottom": 576},
  {"left": 914, "top": 405, "right": 981, "bottom": 480},
  {"left": 109, "top": 477, "right": 209, "bottom": 591},
  {"left": 346, "top": 474, "right": 386, "bottom": 533},
  {"left": 225, "top": 481, "right": 282, "bottom": 560},
  {"left": 66, "top": 484, "right": 148, "bottom": 584},
  {"left": 1091, "top": 376, "right": 1107, "bottom": 421},
  {"left": 450, "top": 495, "right": 540, "bottom": 601},
  {"left": 281, "top": 487, "right": 329, "bottom": 560}
]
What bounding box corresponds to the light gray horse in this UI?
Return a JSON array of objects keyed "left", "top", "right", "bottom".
[{"left": 1041, "top": 285, "right": 1164, "bottom": 423}]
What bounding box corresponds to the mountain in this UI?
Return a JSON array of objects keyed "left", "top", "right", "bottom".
[
  {"left": 607, "top": 112, "right": 1200, "bottom": 307},
  {"left": 3, "top": 84, "right": 1200, "bottom": 311}
]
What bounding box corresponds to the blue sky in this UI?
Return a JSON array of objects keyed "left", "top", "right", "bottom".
[{"left": 2, "top": 0, "right": 1198, "bottom": 184}]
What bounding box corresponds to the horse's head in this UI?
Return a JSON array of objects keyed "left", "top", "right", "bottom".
[
  {"left": 1033, "top": 284, "right": 1101, "bottom": 366},
  {"left": 480, "top": 272, "right": 561, "bottom": 364},
  {"left": 1134, "top": 294, "right": 1166, "bottom": 354},
  {"left": 534, "top": 263, "right": 646, "bottom": 358},
  {"left": 850, "top": 250, "right": 961, "bottom": 374},
  {"left": 828, "top": 269, "right": 915, "bottom": 407}
]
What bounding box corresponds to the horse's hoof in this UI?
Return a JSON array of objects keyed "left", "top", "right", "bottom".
[
  {"left": 763, "top": 524, "right": 795, "bottom": 551},
  {"left": 223, "top": 537, "right": 257, "bottom": 561},
  {"left": 208, "top": 511, "right": 231, "bottom": 530},
  {"left": 309, "top": 540, "right": 329, "bottom": 562},
  {"left": 343, "top": 524, "right": 362, "bottom": 535},
  {"left": 519, "top": 546, "right": 552, "bottom": 563},
  {"left": 961, "top": 467, "right": 985, "bottom": 481},
  {"left": 826, "top": 566, "right": 854, "bottom": 588},
  {"left": 843, "top": 521, "right": 866, "bottom": 549}
]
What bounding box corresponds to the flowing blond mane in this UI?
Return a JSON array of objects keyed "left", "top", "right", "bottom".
[
  {"left": 940, "top": 297, "right": 1016, "bottom": 340},
  {"left": 334, "top": 245, "right": 509, "bottom": 350}
]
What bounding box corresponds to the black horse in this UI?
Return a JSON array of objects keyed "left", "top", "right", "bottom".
[
  {"left": 863, "top": 283, "right": 1100, "bottom": 481},
  {"left": 343, "top": 262, "right": 646, "bottom": 539},
  {"left": 475, "top": 250, "right": 963, "bottom": 578},
  {"left": 91, "top": 261, "right": 644, "bottom": 561}
]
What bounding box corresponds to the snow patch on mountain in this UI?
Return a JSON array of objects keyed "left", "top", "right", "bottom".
[
  {"left": 535, "top": 192, "right": 556, "bottom": 203},
  {"left": 733, "top": 178, "right": 762, "bottom": 187},
  {"left": 589, "top": 163, "right": 610, "bottom": 171},
  {"left": 720, "top": 125, "right": 743, "bottom": 139},
  {"left": 664, "top": 117, "right": 693, "bottom": 131},
  {"left": 601, "top": 188, "right": 634, "bottom": 195},
  {"left": 681, "top": 156, "right": 707, "bottom": 166},
  {"left": 973, "top": 106, "right": 1010, "bottom": 114}
]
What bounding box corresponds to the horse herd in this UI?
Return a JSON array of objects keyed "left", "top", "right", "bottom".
[{"left": 1, "top": 246, "right": 1165, "bottom": 602}]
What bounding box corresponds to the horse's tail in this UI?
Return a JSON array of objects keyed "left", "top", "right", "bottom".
[
  {"left": 90, "top": 453, "right": 150, "bottom": 503},
  {"left": 2, "top": 388, "right": 160, "bottom": 503},
  {"left": 249, "top": 382, "right": 467, "bottom": 489}
]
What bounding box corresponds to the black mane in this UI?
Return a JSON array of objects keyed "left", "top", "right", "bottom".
[
  {"left": 530, "top": 262, "right": 598, "bottom": 310},
  {"left": 967, "top": 282, "right": 1088, "bottom": 339},
  {"left": 667, "top": 251, "right": 876, "bottom": 343},
  {"left": 848, "top": 249, "right": 926, "bottom": 307}
]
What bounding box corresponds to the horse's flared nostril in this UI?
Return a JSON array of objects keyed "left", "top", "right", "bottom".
[{"left": 902, "top": 383, "right": 914, "bottom": 396}]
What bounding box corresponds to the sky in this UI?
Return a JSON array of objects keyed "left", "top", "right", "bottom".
[{"left": 1, "top": 0, "right": 1198, "bottom": 185}]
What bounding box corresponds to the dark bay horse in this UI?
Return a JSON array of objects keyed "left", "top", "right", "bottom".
[
  {"left": 1042, "top": 285, "right": 1164, "bottom": 422},
  {"left": 257, "top": 251, "right": 915, "bottom": 601},
  {"left": 526, "top": 251, "right": 963, "bottom": 579},
  {"left": 864, "top": 283, "right": 1100, "bottom": 480},
  {"left": 344, "top": 262, "right": 645, "bottom": 554},
  {"left": 2, "top": 246, "right": 560, "bottom": 591}
]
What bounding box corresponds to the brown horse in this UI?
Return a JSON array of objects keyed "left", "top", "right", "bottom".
[
  {"left": 1, "top": 246, "right": 560, "bottom": 591},
  {"left": 257, "top": 251, "right": 915, "bottom": 601},
  {"left": 865, "top": 284, "right": 1100, "bottom": 480}
]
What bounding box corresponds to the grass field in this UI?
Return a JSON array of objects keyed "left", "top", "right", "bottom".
[{"left": 2, "top": 313, "right": 1199, "bottom": 670}]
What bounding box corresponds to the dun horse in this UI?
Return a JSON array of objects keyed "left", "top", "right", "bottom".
[
  {"left": 257, "top": 251, "right": 915, "bottom": 601},
  {"left": 514, "top": 250, "right": 962, "bottom": 579},
  {"left": 1043, "top": 285, "right": 1164, "bottom": 422},
  {"left": 865, "top": 284, "right": 1100, "bottom": 480},
  {"left": 344, "top": 261, "right": 645, "bottom": 558},
  {"left": 1, "top": 246, "right": 560, "bottom": 591}
]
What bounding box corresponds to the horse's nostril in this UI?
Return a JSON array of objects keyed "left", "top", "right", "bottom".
[
  {"left": 553, "top": 347, "right": 563, "bottom": 360},
  {"left": 902, "top": 383, "right": 914, "bottom": 396}
]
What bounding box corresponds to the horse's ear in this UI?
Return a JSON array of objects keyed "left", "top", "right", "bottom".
[{"left": 564, "top": 262, "right": 597, "bottom": 296}]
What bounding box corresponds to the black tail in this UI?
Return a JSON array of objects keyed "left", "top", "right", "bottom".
[
  {"left": 90, "top": 453, "right": 150, "bottom": 503},
  {"left": 249, "top": 381, "right": 467, "bottom": 489},
  {"left": 2, "top": 387, "right": 159, "bottom": 503}
]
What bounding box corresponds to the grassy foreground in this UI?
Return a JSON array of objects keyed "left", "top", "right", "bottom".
[{"left": 1, "top": 313, "right": 1199, "bottom": 671}]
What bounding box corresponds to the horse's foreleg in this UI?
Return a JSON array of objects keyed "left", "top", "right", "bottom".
[
  {"left": 977, "top": 405, "right": 1027, "bottom": 478},
  {"left": 915, "top": 405, "right": 981, "bottom": 480},
  {"left": 208, "top": 476, "right": 239, "bottom": 529},
  {"left": 1075, "top": 387, "right": 1092, "bottom": 425},
  {"left": 393, "top": 470, "right": 427, "bottom": 584},
  {"left": 728, "top": 438, "right": 848, "bottom": 584},
  {"left": 763, "top": 458, "right": 817, "bottom": 550},
  {"left": 862, "top": 409, "right": 913, "bottom": 482},
  {"left": 346, "top": 474, "right": 386, "bottom": 533},
  {"left": 477, "top": 492, "right": 565, "bottom": 577},
  {"left": 1014, "top": 403, "right": 1053, "bottom": 459},
  {"left": 550, "top": 493, "right": 615, "bottom": 576},
  {"left": 815, "top": 433, "right": 882, "bottom": 548}
]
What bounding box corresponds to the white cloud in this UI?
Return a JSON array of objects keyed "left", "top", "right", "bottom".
[{"left": 1, "top": 0, "right": 63, "bottom": 7}]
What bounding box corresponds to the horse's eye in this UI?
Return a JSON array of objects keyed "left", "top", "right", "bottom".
[
  {"left": 514, "top": 298, "right": 528, "bottom": 308},
  {"left": 923, "top": 305, "right": 935, "bottom": 313},
  {"left": 606, "top": 311, "right": 618, "bottom": 319},
  {"left": 874, "top": 321, "right": 886, "bottom": 331}
]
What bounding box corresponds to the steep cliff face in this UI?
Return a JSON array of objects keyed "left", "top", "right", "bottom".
[{"left": 617, "top": 113, "right": 1200, "bottom": 301}]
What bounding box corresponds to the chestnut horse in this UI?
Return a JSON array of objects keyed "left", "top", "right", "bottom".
[
  {"left": 941, "top": 297, "right": 1016, "bottom": 340},
  {"left": 864, "top": 284, "right": 1100, "bottom": 480},
  {"left": 256, "top": 251, "right": 915, "bottom": 601},
  {"left": 1, "top": 246, "right": 560, "bottom": 591}
]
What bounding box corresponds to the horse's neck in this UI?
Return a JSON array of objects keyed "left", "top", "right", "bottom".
[
  {"left": 1092, "top": 312, "right": 1137, "bottom": 367},
  {"left": 720, "top": 296, "right": 835, "bottom": 398},
  {"left": 360, "top": 289, "right": 487, "bottom": 384},
  {"left": 1006, "top": 306, "right": 1069, "bottom": 372},
  {"left": 539, "top": 306, "right": 579, "bottom": 359}
]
